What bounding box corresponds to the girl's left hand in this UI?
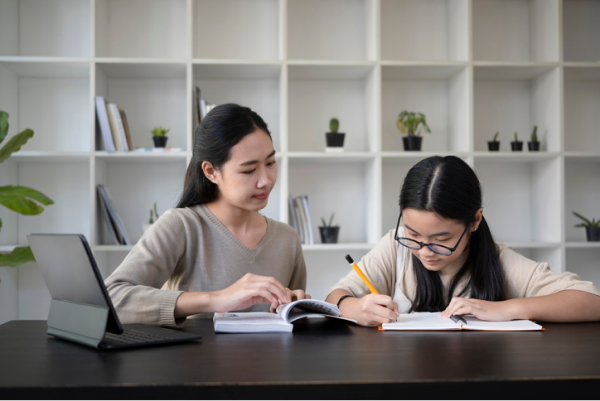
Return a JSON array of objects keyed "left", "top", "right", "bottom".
[
  {"left": 270, "top": 289, "right": 311, "bottom": 313},
  {"left": 439, "top": 297, "right": 514, "bottom": 322}
]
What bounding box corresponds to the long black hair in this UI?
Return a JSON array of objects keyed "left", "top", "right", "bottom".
[
  {"left": 177, "top": 103, "right": 271, "bottom": 208},
  {"left": 399, "top": 156, "right": 505, "bottom": 312}
]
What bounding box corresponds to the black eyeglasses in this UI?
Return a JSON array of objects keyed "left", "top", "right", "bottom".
[{"left": 394, "top": 212, "right": 471, "bottom": 256}]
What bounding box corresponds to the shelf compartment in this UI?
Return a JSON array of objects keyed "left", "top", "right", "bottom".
[
  {"left": 193, "top": 0, "right": 280, "bottom": 60},
  {"left": 0, "top": 60, "right": 91, "bottom": 152},
  {"left": 0, "top": 0, "right": 90, "bottom": 57},
  {"left": 287, "top": 0, "right": 376, "bottom": 61},
  {"left": 288, "top": 65, "right": 377, "bottom": 153},
  {"left": 566, "top": 248, "right": 600, "bottom": 287},
  {"left": 382, "top": 65, "right": 469, "bottom": 152},
  {"left": 381, "top": 0, "right": 468, "bottom": 62},
  {"left": 507, "top": 245, "right": 562, "bottom": 274},
  {"left": 95, "top": 0, "right": 187, "bottom": 59},
  {"left": 473, "top": 66, "right": 560, "bottom": 152},
  {"left": 95, "top": 63, "right": 187, "bottom": 151},
  {"left": 564, "top": 159, "right": 600, "bottom": 242},
  {"left": 94, "top": 159, "right": 187, "bottom": 246},
  {"left": 564, "top": 67, "right": 600, "bottom": 153},
  {"left": 474, "top": 157, "right": 561, "bottom": 244},
  {"left": 473, "top": 0, "right": 559, "bottom": 62},
  {"left": 563, "top": 0, "right": 600, "bottom": 62},
  {"left": 192, "top": 63, "right": 282, "bottom": 152},
  {"left": 289, "top": 158, "right": 379, "bottom": 245}
]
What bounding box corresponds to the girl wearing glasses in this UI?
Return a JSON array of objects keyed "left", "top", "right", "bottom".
[{"left": 326, "top": 156, "right": 600, "bottom": 327}]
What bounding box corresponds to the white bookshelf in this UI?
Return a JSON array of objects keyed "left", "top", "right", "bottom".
[{"left": 1, "top": 0, "right": 599, "bottom": 323}]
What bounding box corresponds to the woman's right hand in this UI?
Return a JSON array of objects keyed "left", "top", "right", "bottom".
[
  {"left": 339, "top": 294, "right": 399, "bottom": 327},
  {"left": 211, "top": 273, "right": 292, "bottom": 313}
]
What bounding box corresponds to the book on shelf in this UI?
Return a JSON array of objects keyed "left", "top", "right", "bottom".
[
  {"left": 213, "top": 299, "right": 355, "bottom": 333},
  {"left": 300, "top": 195, "right": 314, "bottom": 244},
  {"left": 109, "top": 103, "right": 129, "bottom": 152},
  {"left": 380, "top": 312, "right": 543, "bottom": 332},
  {"left": 97, "top": 185, "right": 130, "bottom": 245},
  {"left": 95, "top": 96, "right": 116, "bottom": 152},
  {"left": 105, "top": 103, "right": 124, "bottom": 151},
  {"left": 133, "top": 147, "right": 183, "bottom": 152},
  {"left": 195, "top": 86, "right": 217, "bottom": 124},
  {"left": 119, "top": 108, "right": 133, "bottom": 151},
  {"left": 288, "top": 194, "right": 299, "bottom": 234},
  {"left": 288, "top": 194, "right": 314, "bottom": 244}
]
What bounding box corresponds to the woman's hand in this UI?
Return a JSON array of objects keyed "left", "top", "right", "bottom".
[
  {"left": 439, "top": 297, "right": 515, "bottom": 321},
  {"left": 269, "top": 289, "right": 312, "bottom": 313},
  {"left": 339, "top": 294, "right": 399, "bottom": 327},
  {"left": 211, "top": 273, "right": 292, "bottom": 313}
]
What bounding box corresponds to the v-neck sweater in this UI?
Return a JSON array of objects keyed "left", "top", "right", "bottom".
[{"left": 105, "top": 204, "right": 306, "bottom": 327}]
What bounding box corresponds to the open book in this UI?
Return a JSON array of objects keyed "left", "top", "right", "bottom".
[
  {"left": 214, "top": 299, "right": 354, "bottom": 333},
  {"left": 380, "top": 312, "right": 543, "bottom": 331}
]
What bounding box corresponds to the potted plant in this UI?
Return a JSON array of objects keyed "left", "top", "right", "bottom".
[
  {"left": 319, "top": 213, "right": 340, "bottom": 244},
  {"left": 528, "top": 125, "right": 540, "bottom": 151},
  {"left": 325, "top": 118, "right": 345, "bottom": 152},
  {"left": 0, "top": 111, "right": 54, "bottom": 268},
  {"left": 573, "top": 211, "right": 600, "bottom": 242},
  {"left": 142, "top": 202, "right": 159, "bottom": 233},
  {"left": 396, "top": 111, "right": 431, "bottom": 151},
  {"left": 488, "top": 132, "right": 500, "bottom": 151},
  {"left": 151, "top": 126, "right": 170, "bottom": 148},
  {"left": 511, "top": 132, "right": 523, "bottom": 151}
]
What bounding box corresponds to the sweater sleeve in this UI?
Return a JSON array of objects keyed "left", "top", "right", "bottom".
[
  {"left": 328, "top": 230, "right": 398, "bottom": 298},
  {"left": 104, "top": 209, "right": 188, "bottom": 328},
  {"left": 500, "top": 244, "right": 600, "bottom": 299}
]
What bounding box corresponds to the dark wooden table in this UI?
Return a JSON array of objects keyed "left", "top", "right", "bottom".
[{"left": 1, "top": 318, "right": 600, "bottom": 399}]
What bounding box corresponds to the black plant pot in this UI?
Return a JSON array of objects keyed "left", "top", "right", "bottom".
[
  {"left": 153, "top": 136, "right": 169, "bottom": 148},
  {"left": 488, "top": 141, "right": 500, "bottom": 151},
  {"left": 319, "top": 226, "right": 340, "bottom": 244},
  {"left": 511, "top": 141, "right": 523, "bottom": 151},
  {"left": 402, "top": 136, "right": 423, "bottom": 151},
  {"left": 586, "top": 227, "right": 600, "bottom": 242},
  {"left": 325, "top": 132, "right": 345, "bottom": 147},
  {"left": 528, "top": 141, "right": 540, "bottom": 151}
]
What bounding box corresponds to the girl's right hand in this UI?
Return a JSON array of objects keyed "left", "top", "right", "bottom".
[
  {"left": 211, "top": 273, "right": 292, "bottom": 313},
  {"left": 339, "top": 294, "right": 399, "bottom": 327}
]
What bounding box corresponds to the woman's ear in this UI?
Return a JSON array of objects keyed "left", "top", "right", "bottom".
[
  {"left": 473, "top": 208, "right": 483, "bottom": 232},
  {"left": 202, "top": 161, "right": 219, "bottom": 184}
]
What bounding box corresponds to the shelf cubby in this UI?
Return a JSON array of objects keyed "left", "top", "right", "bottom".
[
  {"left": 381, "top": 0, "right": 469, "bottom": 62},
  {"left": 193, "top": 0, "right": 280, "bottom": 60},
  {"left": 473, "top": 0, "right": 559, "bottom": 62},
  {"left": 287, "top": 0, "right": 376, "bottom": 61},
  {"left": 508, "top": 245, "right": 563, "bottom": 274},
  {"left": 473, "top": 66, "right": 560, "bottom": 152},
  {"left": 564, "top": 158, "right": 600, "bottom": 242},
  {"left": 94, "top": 0, "right": 188, "bottom": 59},
  {"left": 473, "top": 157, "right": 561, "bottom": 244},
  {"left": 564, "top": 67, "right": 600, "bottom": 153},
  {"left": 562, "top": 0, "right": 600, "bottom": 62},
  {"left": 382, "top": 65, "right": 470, "bottom": 152},
  {"left": 0, "top": 0, "right": 90, "bottom": 57},
  {"left": 566, "top": 248, "right": 600, "bottom": 287},
  {"left": 95, "top": 62, "right": 188, "bottom": 150}
]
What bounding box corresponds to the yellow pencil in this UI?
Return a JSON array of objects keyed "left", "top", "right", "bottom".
[{"left": 345, "top": 254, "right": 379, "bottom": 294}]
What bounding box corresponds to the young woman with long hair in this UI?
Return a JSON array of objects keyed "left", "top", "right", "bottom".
[
  {"left": 326, "top": 156, "right": 600, "bottom": 326},
  {"left": 106, "top": 104, "right": 309, "bottom": 327}
]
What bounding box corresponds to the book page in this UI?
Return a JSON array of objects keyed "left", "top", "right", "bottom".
[
  {"left": 382, "top": 312, "right": 461, "bottom": 330},
  {"left": 276, "top": 299, "right": 341, "bottom": 323},
  {"left": 463, "top": 316, "right": 543, "bottom": 331}
]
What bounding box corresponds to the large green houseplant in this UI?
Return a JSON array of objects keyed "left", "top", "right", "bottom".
[{"left": 0, "top": 111, "right": 54, "bottom": 267}]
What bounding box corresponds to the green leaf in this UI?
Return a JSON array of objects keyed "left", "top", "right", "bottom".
[
  {"left": 573, "top": 211, "right": 593, "bottom": 227},
  {"left": 0, "top": 185, "right": 54, "bottom": 215},
  {"left": 0, "top": 216, "right": 2, "bottom": 231},
  {"left": 0, "top": 129, "right": 34, "bottom": 163},
  {"left": 0, "top": 246, "right": 35, "bottom": 267},
  {"left": 0, "top": 111, "right": 8, "bottom": 144}
]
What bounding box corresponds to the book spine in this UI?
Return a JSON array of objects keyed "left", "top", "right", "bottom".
[
  {"left": 295, "top": 196, "right": 307, "bottom": 244},
  {"left": 111, "top": 104, "right": 129, "bottom": 151},
  {"left": 95, "top": 97, "right": 116, "bottom": 152},
  {"left": 301, "top": 196, "right": 314, "bottom": 245},
  {"left": 288, "top": 193, "right": 299, "bottom": 234},
  {"left": 119, "top": 109, "right": 133, "bottom": 151},
  {"left": 106, "top": 104, "right": 124, "bottom": 151},
  {"left": 96, "top": 185, "right": 119, "bottom": 244}
]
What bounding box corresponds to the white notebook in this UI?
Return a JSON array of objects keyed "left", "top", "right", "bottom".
[{"left": 381, "top": 312, "right": 543, "bottom": 331}]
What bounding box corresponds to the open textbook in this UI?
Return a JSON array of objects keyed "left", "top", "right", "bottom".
[
  {"left": 380, "top": 312, "right": 543, "bottom": 331},
  {"left": 214, "top": 299, "right": 355, "bottom": 333}
]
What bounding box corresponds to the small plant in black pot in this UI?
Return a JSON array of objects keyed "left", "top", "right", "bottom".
[
  {"left": 511, "top": 132, "right": 523, "bottom": 151},
  {"left": 319, "top": 213, "right": 340, "bottom": 244},
  {"left": 488, "top": 132, "right": 500, "bottom": 151},
  {"left": 151, "top": 126, "right": 169, "bottom": 148},
  {"left": 397, "top": 111, "right": 430, "bottom": 151},
  {"left": 573, "top": 211, "right": 600, "bottom": 242},
  {"left": 528, "top": 125, "right": 540, "bottom": 151},
  {"left": 325, "top": 118, "right": 345, "bottom": 152}
]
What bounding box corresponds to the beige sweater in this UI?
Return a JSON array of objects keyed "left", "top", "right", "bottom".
[
  {"left": 330, "top": 229, "right": 600, "bottom": 312},
  {"left": 105, "top": 205, "right": 306, "bottom": 327}
]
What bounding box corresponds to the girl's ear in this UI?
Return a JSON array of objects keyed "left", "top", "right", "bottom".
[
  {"left": 202, "top": 161, "right": 219, "bottom": 184},
  {"left": 473, "top": 208, "right": 483, "bottom": 231}
]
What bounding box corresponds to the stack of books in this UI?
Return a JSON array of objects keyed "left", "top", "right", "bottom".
[
  {"left": 97, "top": 185, "right": 130, "bottom": 245},
  {"left": 288, "top": 194, "right": 314, "bottom": 244},
  {"left": 95, "top": 96, "right": 133, "bottom": 152}
]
